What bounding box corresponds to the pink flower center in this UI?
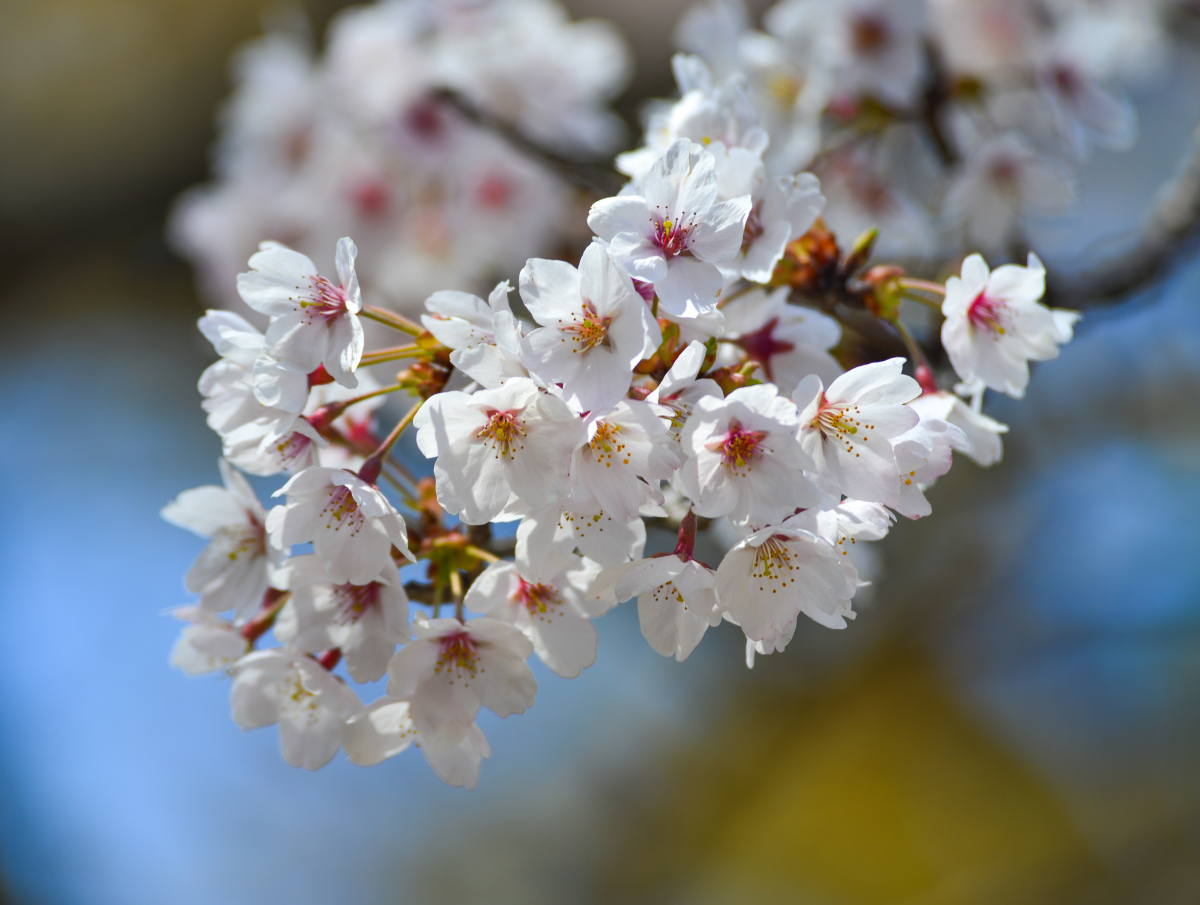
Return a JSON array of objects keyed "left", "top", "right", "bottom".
[
  {"left": 301, "top": 276, "right": 350, "bottom": 324},
  {"left": 477, "top": 409, "right": 525, "bottom": 459},
  {"left": 515, "top": 578, "right": 561, "bottom": 617},
  {"left": 967, "top": 292, "right": 1008, "bottom": 335},
  {"left": 564, "top": 300, "right": 612, "bottom": 352},
  {"left": 477, "top": 173, "right": 513, "bottom": 210},
  {"left": 718, "top": 421, "right": 768, "bottom": 473},
  {"left": 333, "top": 581, "right": 381, "bottom": 624},
  {"left": 851, "top": 13, "right": 890, "bottom": 56},
  {"left": 734, "top": 317, "right": 794, "bottom": 380},
  {"left": 653, "top": 215, "right": 694, "bottom": 258},
  {"left": 436, "top": 632, "right": 480, "bottom": 678},
  {"left": 321, "top": 485, "right": 364, "bottom": 532},
  {"left": 632, "top": 279, "right": 655, "bottom": 304},
  {"left": 273, "top": 428, "right": 315, "bottom": 470}
]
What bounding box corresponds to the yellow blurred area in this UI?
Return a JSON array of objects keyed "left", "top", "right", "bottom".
[{"left": 603, "top": 653, "right": 1108, "bottom": 904}]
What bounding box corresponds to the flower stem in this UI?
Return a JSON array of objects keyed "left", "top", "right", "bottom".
[
  {"left": 465, "top": 544, "right": 500, "bottom": 563},
  {"left": 359, "top": 344, "right": 423, "bottom": 366},
  {"left": 358, "top": 400, "right": 422, "bottom": 485},
  {"left": 892, "top": 319, "right": 935, "bottom": 385},
  {"left": 899, "top": 277, "right": 946, "bottom": 297},
  {"left": 308, "top": 383, "right": 405, "bottom": 429},
  {"left": 361, "top": 306, "right": 423, "bottom": 336},
  {"left": 241, "top": 589, "right": 291, "bottom": 644}
]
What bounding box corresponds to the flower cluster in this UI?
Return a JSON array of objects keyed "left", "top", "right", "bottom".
[
  {"left": 668, "top": 0, "right": 1170, "bottom": 255},
  {"left": 164, "top": 5, "right": 1086, "bottom": 788},
  {"left": 170, "top": 0, "right": 630, "bottom": 312}
]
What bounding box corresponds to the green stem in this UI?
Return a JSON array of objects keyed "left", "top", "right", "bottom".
[{"left": 361, "top": 306, "right": 423, "bottom": 337}]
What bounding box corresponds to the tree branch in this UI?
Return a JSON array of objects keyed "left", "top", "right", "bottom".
[
  {"left": 1048, "top": 127, "right": 1200, "bottom": 308},
  {"left": 431, "top": 88, "right": 625, "bottom": 198}
]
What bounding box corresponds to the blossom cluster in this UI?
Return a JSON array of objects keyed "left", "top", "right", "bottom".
[
  {"left": 162, "top": 1, "right": 1095, "bottom": 788},
  {"left": 657, "top": 0, "right": 1171, "bottom": 256},
  {"left": 170, "top": 0, "right": 630, "bottom": 312}
]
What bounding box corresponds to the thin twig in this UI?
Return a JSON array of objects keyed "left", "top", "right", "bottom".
[{"left": 432, "top": 88, "right": 625, "bottom": 197}]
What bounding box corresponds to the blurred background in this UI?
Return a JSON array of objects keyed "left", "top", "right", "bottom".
[{"left": 2, "top": 1, "right": 1200, "bottom": 904}]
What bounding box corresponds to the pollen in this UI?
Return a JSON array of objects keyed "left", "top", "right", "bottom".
[{"left": 477, "top": 409, "right": 526, "bottom": 459}]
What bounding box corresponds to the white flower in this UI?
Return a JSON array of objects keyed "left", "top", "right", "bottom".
[
  {"left": 515, "top": 501, "right": 646, "bottom": 585},
  {"left": 616, "top": 54, "right": 768, "bottom": 189},
  {"left": 465, "top": 556, "right": 605, "bottom": 679},
  {"left": 717, "top": 287, "right": 843, "bottom": 388},
  {"left": 343, "top": 698, "right": 491, "bottom": 789},
  {"left": 267, "top": 467, "right": 414, "bottom": 585},
  {"left": 198, "top": 311, "right": 306, "bottom": 436},
  {"left": 414, "top": 378, "right": 582, "bottom": 525},
  {"left": 794, "top": 358, "right": 920, "bottom": 505},
  {"left": 588, "top": 139, "right": 752, "bottom": 318},
  {"left": 569, "top": 400, "right": 680, "bottom": 523},
  {"left": 909, "top": 390, "right": 1008, "bottom": 467},
  {"left": 161, "top": 458, "right": 273, "bottom": 620},
  {"left": 520, "top": 243, "right": 661, "bottom": 411},
  {"left": 591, "top": 554, "right": 721, "bottom": 662},
  {"left": 221, "top": 412, "right": 327, "bottom": 477},
  {"left": 273, "top": 555, "right": 410, "bottom": 684},
  {"left": 679, "top": 383, "right": 820, "bottom": 525},
  {"left": 734, "top": 173, "right": 825, "bottom": 283},
  {"left": 236, "top": 237, "right": 365, "bottom": 386},
  {"left": 766, "top": 0, "right": 927, "bottom": 110},
  {"left": 889, "top": 415, "right": 967, "bottom": 519},
  {"left": 646, "top": 340, "right": 724, "bottom": 454},
  {"left": 421, "top": 281, "right": 530, "bottom": 389},
  {"left": 716, "top": 513, "right": 857, "bottom": 653},
  {"left": 385, "top": 615, "right": 536, "bottom": 750},
  {"left": 169, "top": 606, "right": 248, "bottom": 676},
  {"left": 230, "top": 650, "right": 362, "bottom": 771},
  {"left": 943, "top": 134, "right": 1075, "bottom": 251},
  {"left": 941, "top": 253, "right": 1079, "bottom": 399}
]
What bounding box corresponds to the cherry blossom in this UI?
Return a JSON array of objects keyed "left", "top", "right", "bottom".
[
  {"left": 591, "top": 515, "right": 721, "bottom": 662},
  {"left": 230, "top": 650, "right": 363, "bottom": 771},
  {"left": 161, "top": 458, "right": 274, "bottom": 620},
  {"left": 588, "top": 139, "right": 752, "bottom": 318},
  {"left": 569, "top": 400, "right": 680, "bottom": 523},
  {"left": 520, "top": 242, "right": 661, "bottom": 411},
  {"left": 465, "top": 556, "right": 605, "bottom": 679},
  {"left": 343, "top": 698, "right": 492, "bottom": 789},
  {"left": 169, "top": 607, "right": 249, "bottom": 676},
  {"left": 943, "top": 134, "right": 1075, "bottom": 251},
  {"left": 765, "top": 0, "right": 928, "bottom": 110},
  {"left": 718, "top": 286, "right": 843, "bottom": 388},
  {"left": 889, "top": 415, "right": 968, "bottom": 519},
  {"left": 646, "top": 340, "right": 724, "bottom": 453},
  {"left": 941, "top": 253, "right": 1080, "bottom": 399},
  {"left": 267, "top": 467, "right": 414, "bottom": 585},
  {"left": 514, "top": 501, "right": 646, "bottom": 584},
  {"left": 679, "top": 383, "right": 820, "bottom": 525},
  {"left": 716, "top": 512, "right": 857, "bottom": 653},
  {"left": 236, "top": 237, "right": 364, "bottom": 386},
  {"left": 385, "top": 615, "right": 536, "bottom": 750},
  {"left": 794, "top": 358, "right": 920, "bottom": 505},
  {"left": 273, "top": 555, "right": 411, "bottom": 684},
  {"left": 414, "top": 378, "right": 582, "bottom": 524},
  {"left": 909, "top": 390, "right": 1008, "bottom": 467},
  {"left": 732, "top": 172, "right": 825, "bottom": 283},
  {"left": 421, "top": 281, "right": 530, "bottom": 389}
]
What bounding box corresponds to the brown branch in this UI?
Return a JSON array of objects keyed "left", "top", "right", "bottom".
[
  {"left": 1048, "top": 127, "right": 1200, "bottom": 308},
  {"left": 431, "top": 88, "right": 625, "bottom": 198}
]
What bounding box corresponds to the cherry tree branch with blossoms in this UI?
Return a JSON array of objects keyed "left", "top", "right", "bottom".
[{"left": 163, "top": 0, "right": 1192, "bottom": 788}]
